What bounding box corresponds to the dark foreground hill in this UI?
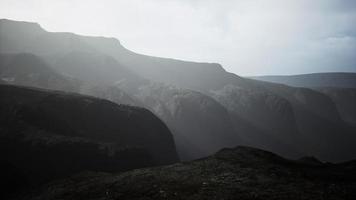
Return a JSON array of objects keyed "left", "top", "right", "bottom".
[
  {"left": 0, "top": 84, "right": 178, "bottom": 198},
  {"left": 21, "top": 146, "right": 356, "bottom": 200}
]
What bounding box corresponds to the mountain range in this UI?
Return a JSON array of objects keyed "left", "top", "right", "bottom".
[
  {"left": 2, "top": 19, "right": 356, "bottom": 161},
  {"left": 1, "top": 18, "right": 356, "bottom": 198}
]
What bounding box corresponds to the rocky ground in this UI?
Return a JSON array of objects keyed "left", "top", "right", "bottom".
[{"left": 20, "top": 146, "right": 356, "bottom": 200}]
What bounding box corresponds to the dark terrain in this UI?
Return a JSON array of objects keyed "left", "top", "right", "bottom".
[
  {"left": 0, "top": 84, "right": 178, "bottom": 198},
  {"left": 21, "top": 146, "right": 356, "bottom": 200}
]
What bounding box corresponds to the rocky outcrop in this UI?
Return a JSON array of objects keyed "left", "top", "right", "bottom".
[{"left": 22, "top": 146, "right": 356, "bottom": 200}]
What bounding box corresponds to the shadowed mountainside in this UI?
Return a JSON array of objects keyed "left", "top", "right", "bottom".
[
  {"left": 0, "top": 84, "right": 178, "bottom": 198},
  {"left": 318, "top": 88, "right": 356, "bottom": 126},
  {"left": 250, "top": 73, "right": 356, "bottom": 132}
]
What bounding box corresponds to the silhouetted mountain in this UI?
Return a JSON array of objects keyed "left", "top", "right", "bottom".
[
  {"left": 0, "top": 84, "right": 178, "bottom": 197},
  {"left": 1, "top": 19, "right": 356, "bottom": 162},
  {"left": 21, "top": 146, "right": 356, "bottom": 200},
  {"left": 250, "top": 73, "right": 356, "bottom": 88}
]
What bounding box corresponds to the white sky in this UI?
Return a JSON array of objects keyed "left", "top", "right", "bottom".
[{"left": 1, "top": 0, "right": 356, "bottom": 75}]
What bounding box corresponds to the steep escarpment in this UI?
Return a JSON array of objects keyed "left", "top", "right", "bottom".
[
  {"left": 0, "top": 84, "right": 178, "bottom": 196},
  {"left": 22, "top": 146, "right": 356, "bottom": 200}
]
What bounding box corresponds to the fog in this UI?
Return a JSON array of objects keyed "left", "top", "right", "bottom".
[{"left": 1, "top": 0, "right": 355, "bottom": 75}]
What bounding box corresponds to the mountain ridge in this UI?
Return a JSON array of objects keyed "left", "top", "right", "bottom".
[{"left": 1, "top": 19, "right": 356, "bottom": 162}]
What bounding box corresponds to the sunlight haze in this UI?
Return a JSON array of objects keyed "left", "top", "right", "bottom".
[{"left": 1, "top": 0, "right": 355, "bottom": 75}]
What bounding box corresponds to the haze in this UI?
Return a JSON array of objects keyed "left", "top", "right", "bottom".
[{"left": 1, "top": 0, "right": 355, "bottom": 75}]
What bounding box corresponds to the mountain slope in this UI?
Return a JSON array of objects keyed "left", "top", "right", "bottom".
[
  {"left": 242, "top": 79, "right": 356, "bottom": 161},
  {"left": 131, "top": 82, "right": 241, "bottom": 160},
  {"left": 22, "top": 146, "right": 356, "bottom": 200},
  {"left": 0, "top": 84, "right": 178, "bottom": 197},
  {"left": 250, "top": 73, "right": 356, "bottom": 127},
  {"left": 0, "top": 19, "right": 146, "bottom": 90},
  {"left": 0, "top": 53, "right": 79, "bottom": 91},
  {"left": 318, "top": 88, "right": 356, "bottom": 126}
]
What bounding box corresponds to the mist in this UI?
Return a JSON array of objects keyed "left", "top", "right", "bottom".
[
  {"left": 1, "top": 0, "right": 355, "bottom": 75},
  {"left": 2, "top": 1, "right": 356, "bottom": 199}
]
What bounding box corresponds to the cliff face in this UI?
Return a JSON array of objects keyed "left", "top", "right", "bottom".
[
  {"left": 131, "top": 82, "right": 240, "bottom": 160},
  {"left": 0, "top": 84, "right": 178, "bottom": 191}
]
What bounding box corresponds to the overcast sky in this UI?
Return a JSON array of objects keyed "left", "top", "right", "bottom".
[{"left": 1, "top": 0, "right": 355, "bottom": 75}]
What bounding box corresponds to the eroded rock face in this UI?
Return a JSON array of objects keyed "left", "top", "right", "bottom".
[
  {"left": 319, "top": 88, "right": 356, "bottom": 126},
  {"left": 23, "top": 146, "right": 356, "bottom": 200},
  {"left": 131, "top": 83, "right": 240, "bottom": 160},
  {"left": 0, "top": 84, "right": 178, "bottom": 195}
]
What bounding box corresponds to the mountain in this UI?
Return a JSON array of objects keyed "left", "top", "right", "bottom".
[
  {"left": 1, "top": 19, "right": 356, "bottom": 162},
  {"left": 250, "top": 73, "right": 356, "bottom": 127},
  {"left": 21, "top": 146, "right": 356, "bottom": 200},
  {"left": 0, "top": 53, "right": 79, "bottom": 91},
  {"left": 0, "top": 84, "right": 178, "bottom": 197},
  {"left": 0, "top": 19, "right": 244, "bottom": 160},
  {"left": 248, "top": 80, "right": 356, "bottom": 161},
  {"left": 131, "top": 82, "right": 241, "bottom": 160},
  {"left": 0, "top": 18, "right": 241, "bottom": 93},
  {"left": 318, "top": 88, "right": 356, "bottom": 126},
  {"left": 250, "top": 72, "right": 356, "bottom": 88}
]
